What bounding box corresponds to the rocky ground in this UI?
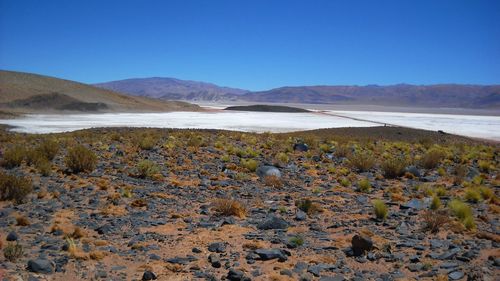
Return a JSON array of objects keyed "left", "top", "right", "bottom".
[{"left": 0, "top": 127, "right": 498, "bottom": 281}]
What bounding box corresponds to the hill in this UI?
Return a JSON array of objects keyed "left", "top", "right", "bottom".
[
  {"left": 224, "top": 104, "right": 310, "bottom": 113},
  {"left": 94, "top": 77, "right": 247, "bottom": 102},
  {"left": 242, "top": 84, "right": 500, "bottom": 109},
  {"left": 0, "top": 70, "right": 199, "bottom": 114}
]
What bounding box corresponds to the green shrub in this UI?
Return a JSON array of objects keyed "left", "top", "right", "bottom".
[
  {"left": 0, "top": 172, "right": 32, "bottom": 203},
  {"left": 340, "top": 178, "right": 350, "bottom": 187},
  {"left": 372, "top": 199, "right": 388, "bottom": 220},
  {"left": 478, "top": 186, "right": 494, "bottom": 201},
  {"left": 276, "top": 152, "right": 289, "bottom": 163},
  {"left": 348, "top": 151, "right": 375, "bottom": 172},
  {"left": 295, "top": 198, "right": 321, "bottom": 215},
  {"left": 430, "top": 195, "right": 441, "bottom": 210},
  {"left": 357, "top": 178, "right": 371, "bottom": 193},
  {"left": 448, "top": 199, "right": 475, "bottom": 229},
  {"left": 288, "top": 236, "right": 304, "bottom": 247},
  {"left": 139, "top": 136, "right": 156, "bottom": 150},
  {"left": 434, "top": 186, "right": 447, "bottom": 197},
  {"left": 35, "top": 157, "right": 52, "bottom": 176},
  {"left": 419, "top": 148, "right": 445, "bottom": 169},
  {"left": 2, "top": 145, "right": 26, "bottom": 168},
  {"left": 3, "top": 242, "right": 23, "bottom": 262},
  {"left": 241, "top": 159, "right": 258, "bottom": 172},
  {"left": 36, "top": 139, "right": 59, "bottom": 160},
  {"left": 381, "top": 156, "right": 407, "bottom": 178},
  {"left": 136, "top": 160, "right": 160, "bottom": 179},
  {"left": 478, "top": 160, "right": 491, "bottom": 173},
  {"left": 335, "top": 145, "right": 351, "bottom": 158},
  {"left": 464, "top": 188, "right": 481, "bottom": 203},
  {"left": 65, "top": 145, "right": 97, "bottom": 173}
]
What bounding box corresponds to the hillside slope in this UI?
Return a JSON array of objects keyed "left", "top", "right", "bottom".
[
  {"left": 94, "top": 77, "right": 247, "bottom": 102},
  {"left": 0, "top": 70, "right": 199, "bottom": 114}
]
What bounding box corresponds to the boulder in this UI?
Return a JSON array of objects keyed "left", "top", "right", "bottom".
[
  {"left": 351, "top": 234, "right": 373, "bottom": 256},
  {"left": 27, "top": 259, "right": 54, "bottom": 274},
  {"left": 256, "top": 165, "right": 281, "bottom": 179},
  {"left": 257, "top": 215, "right": 288, "bottom": 230},
  {"left": 293, "top": 143, "right": 309, "bottom": 152},
  {"left": 255, "top": 248, "right": 289, "bottom": 262}
]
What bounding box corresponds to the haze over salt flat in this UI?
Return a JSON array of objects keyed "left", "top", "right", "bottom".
[{"left": 0, "top": 110, "right": 499, "bottom": 141}]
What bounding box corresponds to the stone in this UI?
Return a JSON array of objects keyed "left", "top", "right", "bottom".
[
  {"left": 227, "top": 268, "right": 250, "bottom": 281},
  {"left": 208, "top": 242, "right": 226, "bottom": 253},
  {"left": 295, "top": 210, "right": 307, "bottom": 221},
  {"left": 6, "top": 231, "right": 18, "bottom": 241},
  {"left": 351, "top": 234, "right": 373, "bottom": 256},
  {"left": 256, "top": 165, "right": 281, "bottom": 179},
  {"left": 400, "top": 198, "right": 424, "bottom": 210},
  {"left": 27, "top": 259, "right": 54, "bottom": 274},
  {"left": 293, "top": 143, "right": 309, "bottom": 152},
  {"left": 448, "top": 271, "right": 464, "bottom": 280},
  {"left": 142, "top": 270, "right": 157, "bottom": 280},
  {"left": 405, "top": 166, "right": 421, "bottom": 177},
  {"left": 208, "top": 253, "right": 221, "bottom": 268},
  {"left": 254, "top": 248, "right": 289, "bottom": 262},
  {"left": 257, "top": 215, "right": 288, "bottom": 230}
]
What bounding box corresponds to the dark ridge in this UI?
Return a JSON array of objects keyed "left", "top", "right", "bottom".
[
  {"left": 224, "top": 104, "right": 310, "bottom": 113},
  {"left": 2, "top": 92, "right": 108, "bottom": 112}
]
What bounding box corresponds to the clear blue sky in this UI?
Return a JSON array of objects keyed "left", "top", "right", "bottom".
[{"left": 1, "top": 0, "right": 499, "bottom": 91}]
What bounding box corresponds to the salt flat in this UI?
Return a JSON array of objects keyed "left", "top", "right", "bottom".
[{"left": 0, "top": 110, "right": 499, "bottom": 141}]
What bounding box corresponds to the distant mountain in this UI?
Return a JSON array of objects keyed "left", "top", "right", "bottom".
[
  {"left": 95, "top": 77, "right": 500, "bottom": 109},
  {"left": 0, "top": 70, "right": 199, "bottom": 114},
  {"left": 241, "top": 84, "right": 500, "bottom": 109},
  {"left": 95, "top": 77, "right": 248, "bottom": 102}
]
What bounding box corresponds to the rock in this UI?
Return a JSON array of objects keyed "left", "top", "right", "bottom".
[
  {"left": 280, "top": 269, "right": 293, "bottom": 277},
  {"left": 351, "top": 234, "right": 373, "bottom": 256},
  {"left": 254, "top": 248, "right": 289, "bottom": 262},
  {"left": 6, "top": 231, "right": 18, "bottom": 241},
  {"left": 256, "top": 165, "right": 281, "bottom": 179},
  {"left": 165, "top": 256, "right": 198, "bottom": 265},
  {"left": 95, "top": 224, "right": 113, "bottom": 235},
  {"left": 27, "top": 259, "right": 54, "bottom": 274},
  {"left": 142, "top": 270, "right": 157, "bottom": 280},
  {"left": 208, "top": 253, "right": 221, "bottom": 268},
  {"left": 192, "top": 247, "right": 202, "bottom": 253},
  {"left": 293, "top": 143, "right": 309, "bottom": 152},
  {"left": 257, "top": 215, "right": 288, "bottom": 230},
  {"left": 295, "top": 210, "right": 307, "bottom": 221},
  {"left": 400, "top": 198, "right": 425, "bottom": 210},
  {"left": 405, "top": 166, "right": 420, "bottom": 177},
  {"left": 319, "top": 275, "right": 345, "bottom": 281},
  {"left": 227, "top": 268, "right": 250, "bottom": 281},
  {"left": 448, "top": 271, "right": 464, "bottom": 280},
  {"left": 208, "top": 242, "right": 226, "bottom": 253}
]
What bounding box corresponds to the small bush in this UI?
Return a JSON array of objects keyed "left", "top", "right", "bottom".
[
  {"left": 434, "top": 186, "right": 447, "bottom": 197},
  {"left": 65, "top": 145, "right": 97, "bottom": 173},
  {"left": 422, "top": 210, "right": 449, "bottom": 233},
  {"left": 2, "top": 145, "right": 26, "bottom": 168},
  {"left": 448, "top": 199, "right": 475, "bottom": 229},
  {"left": 348, "top": 151, "right": 375, "bottom": 172},
  {"left": 357, "top": 178, "right": 371, "bottom": 193},
  {"left": 276, "top": 152, "right": 289, "bottom": 163},
  {"left": 463, "top": 215, "right": 476, "bottom": 230},
  {"left": 288, "top": 236, "right": 304, "bottom": 247},
  {"left": 453, "top": 165, "right": 468, "bottom": 184},
  {"left": 372, "top": 199, "right": 388, "bottom": 220},
  {"left": 34, "top": 157, "right": 51, "bottom": 176},
  {"left": 479, "top": 186, "right": 494, "bottom": 201},
  {"left": 241, "top": 159, "right": 258, "bottom": 172},
  {"left": 339, "top": 178, "right": 350, "bottom": 187},
  {"left": 187, "top": 134, "right": 204, "bottom": 147},
  {"left": 478, "top": 160, "right": 491, "bottom": 173},
  {"left": 419, "top": 148, "right": 445, "bottom": 169},
  {"left": 381, "top": 156, "right": 407, "bottom": 178},
  {"left": 464, "top": 188, "right": 481, "bottom": 203},
  {"left": 296, "top": 198, "right": 321, "bottom": 215},
  {"left": 335, "top": 145, "right": 351, "bottom": 158},
  {"left": 136, "top": 160, "right": 160, "bottom": 179},
  {"left": 430, "top": 195, "right": 441, "bottom": 210},
  {"left": 263, "top": 175, "right": 283, "bottom": 188},
  {"left": 0, "top": 172, "right": 33, "bottom": 203},
  {"left": 212, "top": 198, "right": 246, "bottom": 218},
  {"left": 36, "top": 139, "right": 59, "bottom": 160},
  {"left": 138, "top": 136, "right": 156, "bottom": 150},
  {"left": 3, "top": 242, "right": 23, "bottom": 262},
  {"left": 16, "top": 215, "right": 30, "bottom": 226}
]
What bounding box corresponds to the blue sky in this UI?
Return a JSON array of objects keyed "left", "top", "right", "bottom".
[{"left": 1, "top": 0, "right": 499, "bottom": 91}]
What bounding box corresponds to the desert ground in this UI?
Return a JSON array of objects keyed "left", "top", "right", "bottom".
[{"left": 0, "top": 126, "right": 499, "bottom": 281}]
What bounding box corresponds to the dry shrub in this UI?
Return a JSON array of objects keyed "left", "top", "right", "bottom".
[
  {"left": 0, "top": 172, "right": 33, "bottom": 203},
  {"left": 131, "top": 198, "right": 147, "bottom": 207},
  {"left": 3, "top": 242, "right": 23, "bottom": 262},
  {"left": 65, "top": 145, "right": 97, "bottom": 173},
  {"left": 16, "top": 215, "right": 30, "bottom": 226},
  {"left": 1, "top": 145, "right": 26, "bottom": 168},
  {"left": 295, "top": 198, "right": 322, "bottom": 215},
  {"left": 212, "top": 198, "right": 246, "bottom": 218},
  {"left": 71, "top": 227, "right": 85, "bottom": 239},
  {"left": 420, "top": 148, "right": 445, "bottom": 169},
  {"left": 36, "top": 139, "right": 59, "bottom": 160},
  {"left": 89, "top": 250, "right": 106, "bottom": 260},
  {"left": 263, "top": 175, "right": 283, "bottom": 188},
  {"left": 422, "top": 210, "right": 450, "bottom": 233},
  {"left": 381, "top": 156, "right": 408, "bottom": 178},
  {"left": 348, "top": 151, "right": 375, "bottom": 172}
]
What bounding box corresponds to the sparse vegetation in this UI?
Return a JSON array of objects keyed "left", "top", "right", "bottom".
[
  {"left": 3, "top": 242, "right": 23, "bottom": 262},
  {"left": 212, "top": 198, "right": 246, "bottom": 218},
  {"left": 448, "top": 199, "right": 475, "bottom": 230},
  {"left": 296, "top": 198, "right": 321, "bottom": 215},
  {"left": 241, "top": 159, "right": 258, "bottom": 172},
  {"left": 348, "top": 151, "right": 375, "bottom": 172},
  {"left": 2, "top": 145, "right": 26, "bottom": 168},
  {"left": 65, "top": 145, "right": 97, "bottom": 173},
  {"left": 372, "top": 199, "right": 388, "bottom": 220},
  {"left": 419, "top": 148, "right": 445, "bottom": 169},
  {"left": 422, "top": 210, "right": 449, "bottom": 233},
  {"left": 263, "top": 175, "right": 283, "bottom": 188},
  {"left": 381, "top": 156, "right": 407, "bottom": 178},
  {"left": 136, "top": 160, "right": 160, "bottom": 179},
  {"left": 0, "top": 171, "right": 33, "bottom": 203},
  {"left": 357, "top": 178, "right": 371, "bottom": 193}
]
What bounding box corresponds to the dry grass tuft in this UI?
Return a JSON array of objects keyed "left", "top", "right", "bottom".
[
  {"left": 263, "top": 175, "right": 283, "bottom": 188},
  {"left": 212, "top": 198, "right": 246, "bottom": 218}
]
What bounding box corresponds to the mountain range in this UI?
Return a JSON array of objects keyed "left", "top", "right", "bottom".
[
  {"left": 96, "top": 78, "right": 500, "bottom": 109},
  {"left": 0, "top": 71, "right": 199, "bottom": 115}
]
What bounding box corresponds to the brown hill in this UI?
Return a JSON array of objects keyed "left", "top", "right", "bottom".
[{"left": 0, "top": 70, "right": 200, "bottom": 114}]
